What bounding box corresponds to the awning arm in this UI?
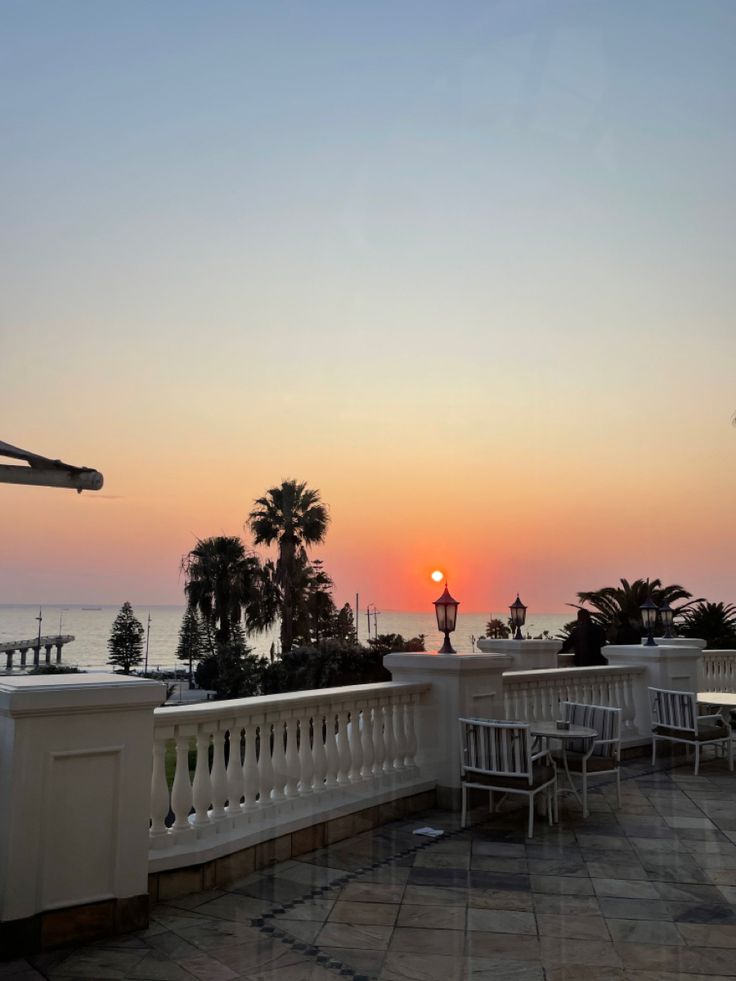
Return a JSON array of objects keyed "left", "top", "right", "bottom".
[{"left": 0, "top": 440, "right": 104, "bottom": 492}]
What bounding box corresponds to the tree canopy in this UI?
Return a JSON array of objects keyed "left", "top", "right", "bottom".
[
  {"left": 574, "top": 578, "right": 699, "bottom": 644},
  {"left": 181, "top": 536, "right": 278, "bottom": 650},
  {"left": 248, "top": 479, "right": 329, "bottom": 652}
]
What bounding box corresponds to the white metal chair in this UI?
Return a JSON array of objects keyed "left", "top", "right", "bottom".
[
  {"left": 557, "top": 701, "right": 621, "bottom": 816},
  {"left": 649, "top": 687, "right": 733, "bottom": 775},
  {"left": 459, "top": 718, "right": 557, "bottom": 838}
]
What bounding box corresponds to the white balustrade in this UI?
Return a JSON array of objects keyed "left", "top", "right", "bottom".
[
  {"left": 150, "top": 683, "right": 429, "bottom": 860},
  {"left": 503, "top": 665, "right": 648, "bottom": 738},
  {"left": 700, "top": 650, "right": 736, "bottom": 693}
]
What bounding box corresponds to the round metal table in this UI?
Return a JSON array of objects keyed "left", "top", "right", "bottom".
[{"left": 530, "top": 722, "right": 598, "bottom": 812}]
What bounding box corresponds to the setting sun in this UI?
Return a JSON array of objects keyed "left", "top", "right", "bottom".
[{"left": 431, "top": 570, "right": 444, "bottom": 583}]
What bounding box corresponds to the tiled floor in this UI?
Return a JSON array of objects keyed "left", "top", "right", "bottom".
[{"left": 7, "top": 755, "right": 736, "bottom": 980}]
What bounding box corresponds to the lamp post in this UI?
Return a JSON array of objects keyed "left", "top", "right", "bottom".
[
  {"left": 640, "top": 598, "right": 658, "bottom": 647},
  {"left": 434, "top": 584, "right": 460, "bottom": 654},
  {"left": 35, "top": 607, "right": 43, "bottom": 664},
  {"left": 509, "top": 595, "right": 527, "bottom": 641},
  {"left": 659, "top": 600, "right": 675, "bottom": 639}
]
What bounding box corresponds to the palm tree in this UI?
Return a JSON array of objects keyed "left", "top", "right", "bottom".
[
  {"left": 181, "top": 536, "right": 277, "bottom": 651},
  {"left": 575, "top": 578, "right": 700, "bottom": 644},
  {"left": 679, "top": 601, "right": 736, "bottom": 649},
  {"left": 247, "top": 479, "right": 330, "bottom": 652}
]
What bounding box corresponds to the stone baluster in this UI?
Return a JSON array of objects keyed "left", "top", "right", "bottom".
[
  {"left": 226, "top": 724, "right": 243, "bottom": 815},
  {"left": 210, "top": 728, "right": 228, "bottom": 819},
  {"left": 271, "top": 720, "right": 287, "bottom": 801},
  {"left": 405, "top": 696, "right": 418, "bottom": 768},
  {"left": 360, "top": 705, "right": 374, "bottom": 779},
  {"left": 191, "top": 727, "right": 212, "bottom": 826},
  {"left": 242, "top": 720, "right": 259, "bottom": 809},
  {"left": 393, "top": 699, "right": 407, "bottom": 770},
  {"left": 171, "top": 730, "right": 194, "bottom": 832},
  {"left": 285, "top": 717, "right": 300, "bottom": 798},
  {"left": 348, "top": 706, "right": 363, "bottom": 781},
  {"left": 298, "top": 714, "right": 314, "bottom": 795},
  {"left": 324, "top": 710, "right": 339, "bottom": 788},
  {"left": 258, "top": 723, "right": 274, "bottom": 806},
  {"left": 382, "top": 704, "right": 396, "bottom": 772},
  {"left": 337, "top": 708, "right": 351, "bottom": 784},
  {"left": 150, "top": 732, "right": 169, "bottom": 838},
  {"left": 312, "top": 709, "right": 327, "bottom": 792},
  {"left": 372, "top": 705, "right": 385, "bottom": 775}
]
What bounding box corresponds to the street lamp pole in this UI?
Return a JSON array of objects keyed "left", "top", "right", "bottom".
[
  {"left": 35, "top": 607, "right": 43, "bottom": 664},
  {"left": 144, "top": 613, "right": 152, "bottom": 675}
]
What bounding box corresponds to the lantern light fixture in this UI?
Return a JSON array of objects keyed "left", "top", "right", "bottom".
[
  {"left": 659, "top": 600, "right": 675, "bottom": 639},
  {"left": 640, "top": 597, "right": 659, "bottom": 647},
  {"left": 509, "top": 594, "right": 527, "bottom": 641},
  {"left": 434, "top": 584, "right": 460, "bottom": 654}
]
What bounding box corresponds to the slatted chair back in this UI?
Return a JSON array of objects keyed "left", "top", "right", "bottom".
[
  {"left": 459, "top": 718, "right": 533, "bottom": 783},
  {"left": 562, "top": 702, "right": 621, "bottom": 755},
  {"left": 649, "top": 687, "right": 697, "bottom": 735}
]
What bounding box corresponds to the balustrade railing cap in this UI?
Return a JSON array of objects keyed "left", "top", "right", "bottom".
[
  {"left": 154, "top": 680, "right": 431, "bottom": 724},
  {"left": 503, "top": 664, "right": 647, "bottom": 680}
]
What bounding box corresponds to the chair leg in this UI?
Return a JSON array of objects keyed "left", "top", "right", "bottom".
[
  {"left": 582, "top": 762, "right": 588, "bottom": 818},
  {"left": 489, "top": 791, "right": 494, "bottom": 814},
  {"left": 527, "top": 795, "right": 534, "bottom": 839},
  {"left": 461, "top": 785, "right": 467, "bottom": 828},
  {"left": 729, "top": 738, "right": 734, "bottom": 772},
  {"left": 694, "top": 744, "right": 700, "bottom": 777},
  {"left": 616, "top": 768, "right": 622, "bottom": 808},
  {"left": 547, "top": 787, "right": 553, "bottom": 827},
  {"left": 652, "top": 737, "right": 657, "bottom": 766}
]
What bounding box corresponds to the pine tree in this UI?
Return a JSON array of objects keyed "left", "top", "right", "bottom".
[
  {"left": 176, "top": 607, "right": 206, "bottom": 687},
  {"left": 107, "top": 601, "right": 145, "bottom": 674}
]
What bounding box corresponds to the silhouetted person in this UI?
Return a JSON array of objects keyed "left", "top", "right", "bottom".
[{"left": 558, "top": 609, "right": 608, "bottom": 667}]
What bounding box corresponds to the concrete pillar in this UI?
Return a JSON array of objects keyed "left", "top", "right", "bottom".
[
  {"left": 4, "top": 651, "right": 12, "bottom": 672},
  {"left": 44, "top": 645, "right": 52, "bottom": 665},
  {"left": 19, "top": 648, "right": 28, "bottom": 668},
  {"left": 0, "top": 673, "right": 165, "bottom": 955},
  {"left": 33, "top": 646, "right": 40, "bottom": 668},
  {"left": 606, "top": 641, "right": 706, "bottom": 730},
  {"left": 55, "top": 644, "right": 62, "bottom": 664},
  {"left": 476, "top": 638, "right": 561, "bottom": 670},
  {"left": 384, "top": 651, "right": 512, "bottom": 808}
]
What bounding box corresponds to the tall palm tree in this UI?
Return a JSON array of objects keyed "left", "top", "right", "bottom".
[
  {"left": 181, "top": 536, "right": 277, "bottom": 651},
  {"left": 247, "top": 479, "right": 330, "bottom": 652},
  {"left": 575, "top": 578, "right": 700, "bottom": 644}
]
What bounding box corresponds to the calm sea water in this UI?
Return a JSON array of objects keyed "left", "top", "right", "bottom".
[{"left": 0, "top": 605, "right": 571, "bottom": 671}]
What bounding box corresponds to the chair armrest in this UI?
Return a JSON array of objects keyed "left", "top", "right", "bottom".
[{"left": 698, "top": 714, "right": 725, "bottom": 724}]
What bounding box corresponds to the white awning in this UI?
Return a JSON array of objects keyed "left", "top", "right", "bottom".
[{"left": 0, "top": 440, "right": 104, "bottom": 492}]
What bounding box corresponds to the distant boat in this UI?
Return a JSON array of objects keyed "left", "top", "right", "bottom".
[{"left": 81, "top": 607, "right": 102, "bottom": 611}]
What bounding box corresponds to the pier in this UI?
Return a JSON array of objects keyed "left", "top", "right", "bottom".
[{"left": 0, "top": 634, "right": 75, "bottom": 671}]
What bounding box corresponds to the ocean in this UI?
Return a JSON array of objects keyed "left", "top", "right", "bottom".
[{"left": 0, "top": 604, "right": 572, "bottom": 672}]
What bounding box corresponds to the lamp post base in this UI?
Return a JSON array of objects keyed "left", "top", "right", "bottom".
[{"left": 438, "top": 631, "right": 456, "bottom": 654}]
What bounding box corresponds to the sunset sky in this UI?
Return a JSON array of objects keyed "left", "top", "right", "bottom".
[{"left": 2, "top": 1, "right": 735, "bottom": 613}]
